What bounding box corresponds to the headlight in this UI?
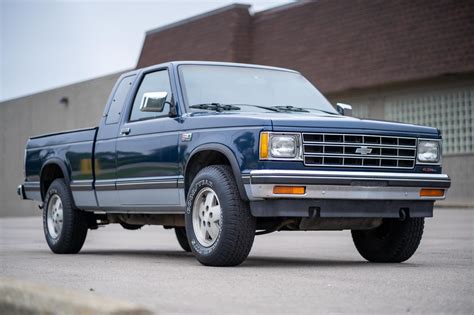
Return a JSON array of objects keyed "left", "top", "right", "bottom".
[
  {"left": 260, "top": 132, "right": 302, "bottom": 160},
  {"left": 417, "top": 140, "right": 441, "bottom": 163},
  {"left": 271, "top": 135, "right": 298, "bottom": 158}
]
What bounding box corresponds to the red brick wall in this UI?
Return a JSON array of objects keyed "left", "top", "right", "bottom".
[
  {"left": 251, "top": 0, "right": 474, "bottom": 93},
  {"left": 137, "top": 4, "right": 251, "bottom": 67},
  {"left": 137, "top": 0, "right": 474, "bottom": 93}
]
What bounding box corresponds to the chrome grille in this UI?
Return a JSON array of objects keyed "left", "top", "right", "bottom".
[{"left": 302, "top": 133, "right": 417, "bottom": 169}]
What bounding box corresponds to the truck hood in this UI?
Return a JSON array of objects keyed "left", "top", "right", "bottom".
[
  {"left": 268, "top": 113, "right": 438, "bottom": 136},
  {"left": 187, "top": 111, "right": 439, "bottom": 137}
]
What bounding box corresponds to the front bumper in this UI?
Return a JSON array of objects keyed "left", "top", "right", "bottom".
[{"left": 243, "top": 170, "right": 451, "bottom": 218}]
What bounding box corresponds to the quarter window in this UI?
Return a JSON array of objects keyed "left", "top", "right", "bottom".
[{"left": 106, "top": 75, "right": 135, "bottom": 124}]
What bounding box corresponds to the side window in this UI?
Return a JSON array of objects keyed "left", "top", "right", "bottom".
[
  {"left": 106, "top": 75, "right": 135, "bottom": 125},
  {"left": 129, "top": 70, "right": 172, "bottom": 121}
]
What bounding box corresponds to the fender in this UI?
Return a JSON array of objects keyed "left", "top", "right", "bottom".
[
  {"left": 40, "top": 158, "right": 71, "bottom": 199},
  {"left": 185, "top": 143, "right": 249, "bottom": 201}
]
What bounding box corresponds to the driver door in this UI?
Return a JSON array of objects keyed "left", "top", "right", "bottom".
[{"left": 115, "top": 68, "right": 182, "bottom": 211}]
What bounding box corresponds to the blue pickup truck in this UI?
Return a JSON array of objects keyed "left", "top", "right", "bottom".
[{"left": 18, "top": 61, "right": 451, "bottom": 266}]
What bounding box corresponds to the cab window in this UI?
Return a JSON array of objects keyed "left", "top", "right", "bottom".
[
  {"left": 106, "top": 75, "right": 135, "bottom": 124},
  {"left": 129, "top": 70, "right": 172, "bottom": 121}
]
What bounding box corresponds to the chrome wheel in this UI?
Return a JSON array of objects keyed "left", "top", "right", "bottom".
[
  {"left": 192, "top": 187, "right": 222, "bottom": 247},
  {"left": 47, "top": 194, "right": 63, "bottom": 239}
]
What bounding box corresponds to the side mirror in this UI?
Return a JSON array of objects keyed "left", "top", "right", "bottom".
[
  {"left": 140, "top": 92, "right": 168, "bottom": 112},
  {"left": 336, "top": 103, "right": 353, "bottom": 116}
]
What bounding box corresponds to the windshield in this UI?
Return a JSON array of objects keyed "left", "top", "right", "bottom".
[{"left": 178, "top": 65, "right": 338, "bottom": 114}]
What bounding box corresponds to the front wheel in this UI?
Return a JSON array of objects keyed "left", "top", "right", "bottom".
[
  {"left": 352, "top": 217, "right": 425, "bottom": 263},
  {"left": 43, "top": 179, "right": 88, "bottom": 254},
  {"left": 185, "top": 165, "right": 256, "bottom": 266}
]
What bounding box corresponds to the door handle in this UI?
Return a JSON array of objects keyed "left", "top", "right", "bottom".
[{"left": 120, "top": 127, "right": 131, "bottom": 136}]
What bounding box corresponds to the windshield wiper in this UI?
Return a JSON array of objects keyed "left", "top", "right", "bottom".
[
  {"left": 189, "top": 103, "right": 285, "bottom": 112},
  {"left": 189, "top": 103, "right": 338, "bottom": 115},
  {"left": 300, "top": 107, "right": 339, "bottom": 115},
  {"left": 271, "top": 105, "right": 310, "bottom": 113},
  {"left": 302, "top": 107, "right": 339, "bottom": 115},
  {"left": 274, "top": 105, "right": 338, "bottom": 115},
  {"left": 189, "top": 103, "right": 241, "bottom": 112},
  {"left": 234, "top": 104, "right": 281, "bottom": 112}
]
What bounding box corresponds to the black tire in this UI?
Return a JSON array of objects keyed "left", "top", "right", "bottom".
[
  {"left": 120, "top": 222, "right": 143, "bottom": 230},
  {"left": 352, "top": 217, "right": 425, "bottom": 263},
  {"left": 175, "top": 227, "right": 191, "bottom": 252},
  {"left": 185, "top": 165, "right": 256, "bottom": 266},
  {"left": 42, "top": 179, "right": 88, "bottom": 254}
]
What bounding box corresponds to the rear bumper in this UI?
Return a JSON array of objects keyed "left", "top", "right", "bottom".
[
  {"left": 17, "top": 182, "right": 41, "bottom": 201},
  {"left": 243, "top": 170, "right": 451, "bottom": 218},
  {"left": 17, "top": 185, "right": 26, "bottom": 200}
]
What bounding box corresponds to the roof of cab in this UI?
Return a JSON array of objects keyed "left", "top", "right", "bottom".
[
  {"left": 118, "top": 61, "right": 299, "bottom": 82},
  {"left": 127, "top": 61, "right": 299, "bottom": 76}
]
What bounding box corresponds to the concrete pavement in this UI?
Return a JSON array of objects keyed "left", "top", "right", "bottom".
[
  {"left": 0, "top": 278, "right": 152, "bottom": 314},
  {"left": 0, "top": 209, "right": 472, "bottom": 314}
]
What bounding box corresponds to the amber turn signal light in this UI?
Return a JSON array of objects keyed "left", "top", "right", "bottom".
[
  {"left": 419, "top": 188, "right": 445, "bottom": 197},
  {"left": 259, "top": 132, "right": 269, "bottom": 159},
  {"left": 273, "top": 186, "right": 306, "bottom": 195}
]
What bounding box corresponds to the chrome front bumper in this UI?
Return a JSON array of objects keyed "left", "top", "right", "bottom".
[{"left": 243, "top": 170, "right": 451, "bottom": 201}]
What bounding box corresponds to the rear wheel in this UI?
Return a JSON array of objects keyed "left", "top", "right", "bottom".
[
  {"left": 352, "top": 217, "right": 425, "bottom": 263},
  {"left": 43, "top": 179, "right": 88, "bottom": 254},
  {"left": 185, "top": 165, "right": 256, "bottom": 266},
  {"left": 175, "top": 227, "right": 191, "bottom": 252}
]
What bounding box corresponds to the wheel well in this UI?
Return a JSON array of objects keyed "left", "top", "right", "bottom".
[
  {"left": 41, "top": 164, "right": 64, "bottom": 199},
  {"left": 185, "top": 150, "right": 231, "bottom": 194}
]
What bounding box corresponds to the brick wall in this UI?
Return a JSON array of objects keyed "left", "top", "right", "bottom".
[
  {"left": 137, "top": 0, "right": 474, "bottom": 93},
  {"left": 137, "top": 4, "right": 251, "bottom": 67},
  {"left": 251, "top": 0, "right": 474, "bottom": 93}
]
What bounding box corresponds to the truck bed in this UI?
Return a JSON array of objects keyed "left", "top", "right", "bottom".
[
  {"left": 28, "top": 127, "right": 98, "bottom": 148},
  {"left": 24, "top": 127, "right": 98, "bottom": 207}
]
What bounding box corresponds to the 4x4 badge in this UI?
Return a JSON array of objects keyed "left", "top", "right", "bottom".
[{"left": 355, "top": 146, "right": 373, "bottom": 155}]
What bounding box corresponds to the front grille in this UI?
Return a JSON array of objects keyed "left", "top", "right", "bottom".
[{"left": 302, "top": 133, "right": 417, "bottom": 169}]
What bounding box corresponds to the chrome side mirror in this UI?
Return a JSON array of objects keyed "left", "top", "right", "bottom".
[
  {"left": 336, "top": 103, "right": 353, "bottom": 116},
  {"left": 140, "top": 91, "right": 168, "bottom": 112}
]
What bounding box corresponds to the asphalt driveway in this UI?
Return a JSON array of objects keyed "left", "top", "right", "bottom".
[{"left": 0, "top": 208, "right": 472, "bottom": 314}]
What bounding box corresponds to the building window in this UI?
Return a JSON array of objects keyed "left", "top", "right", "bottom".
[
  {"left": 351, "top": 103, "right": 370, "bottom": 119},
  {"left": 385, "top": 87, "right": 473, "bottom": 155}
]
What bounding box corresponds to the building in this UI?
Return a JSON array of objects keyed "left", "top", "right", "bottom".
[
  {"left": 0, "top": 73, "right": 122, "bottom": 216},
  {"left": 1, "top": 0, "right": 473, "bottom": 216}
]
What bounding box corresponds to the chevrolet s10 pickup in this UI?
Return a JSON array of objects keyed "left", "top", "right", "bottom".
[{"left": 18, "top": 61, "right": 451, "bottom": 266}]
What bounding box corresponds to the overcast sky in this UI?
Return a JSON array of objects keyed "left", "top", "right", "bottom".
[{"left": 0, "top": 0, "right": 293, "bottom": 102}]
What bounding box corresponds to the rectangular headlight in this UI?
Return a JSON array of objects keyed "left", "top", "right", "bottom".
[
  {"left": 271, "top": 134, "right": 298, "bottom": 158},
  {"left": 260, "top": 132, "right": 302, "bottom": 160},
  {"left": 417, "top": 139, "right": 441, "bottom": 163}
]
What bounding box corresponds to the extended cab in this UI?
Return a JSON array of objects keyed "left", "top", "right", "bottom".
[{"left": 18, "top": 61, "right": 451, "bottom": 266}]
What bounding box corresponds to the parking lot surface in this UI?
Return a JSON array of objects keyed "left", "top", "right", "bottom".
[{"left": 1, "top": 209, "right": 472, "bottom": 314}]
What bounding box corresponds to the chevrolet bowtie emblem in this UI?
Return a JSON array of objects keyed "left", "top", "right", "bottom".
[{"left": 355, "top": 146, "right": 373, "bottom": 155}]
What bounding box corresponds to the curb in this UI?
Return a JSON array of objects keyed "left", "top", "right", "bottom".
[{"left": 0, "top": 278, "right": 153, "bottom": 315}]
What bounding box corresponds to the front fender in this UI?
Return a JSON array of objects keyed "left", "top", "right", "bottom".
[{"left": 185, "top": 143, "right": 249, "bottom": 201}]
